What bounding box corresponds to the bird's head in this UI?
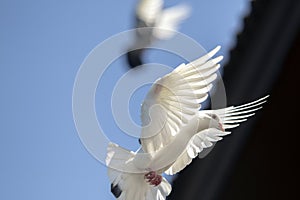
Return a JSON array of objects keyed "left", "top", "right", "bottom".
[{"left": 205, "top": 113, "right": 224, "bottom": 132}]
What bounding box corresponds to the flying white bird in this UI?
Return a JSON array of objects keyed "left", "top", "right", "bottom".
[
  {"left": 107, "top": 46, "right": 268, "bottom": 199},
  {"left": 127, "top": 0, "right": 191, "bottom": 67}
]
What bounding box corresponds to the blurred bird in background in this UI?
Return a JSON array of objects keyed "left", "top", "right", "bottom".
[{"left": 126, "top": 0, "right": 190, "bottom": 68}]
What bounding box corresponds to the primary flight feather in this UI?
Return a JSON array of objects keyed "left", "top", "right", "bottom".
[{"left": 106, "top": 46, "right": 268, "bottom": 199}]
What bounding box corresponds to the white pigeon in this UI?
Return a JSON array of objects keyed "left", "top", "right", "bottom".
[
  {"left": 107, "top": 46, "right": 269, "bottom": 199},
  {"left": 127, "top": 0, "right": 191, "bottom": 67}
]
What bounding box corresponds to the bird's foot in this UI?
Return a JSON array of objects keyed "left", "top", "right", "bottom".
[
  {"left": 149, "top": 175, "right": 162, "bottom": 186},
  {"left": 144, "top": 171, "right": 162, "bottom": 186}
]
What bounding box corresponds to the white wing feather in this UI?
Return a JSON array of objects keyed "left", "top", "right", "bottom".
[
  {"left": 140, "top": 46, "right": 223, "bottom": 153},
  {"left": 164, "top": 96, "right": 269, "bottom": 175},
  {"left": 206, "top": 95, "right": 269, "bottom": 129},
  {"left": 164, "top": 129, "right": 230, "bottom": 175}
]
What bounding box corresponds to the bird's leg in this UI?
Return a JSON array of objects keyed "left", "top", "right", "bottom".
[
  {"left": 144, "top": 171, "right": 156, "bottom": 180},
  {"left": 149, "top": 174, "right": 162, "bottom": 186},
  {"left": 144, "top": 171, "right": 162, "bottom": 186}
]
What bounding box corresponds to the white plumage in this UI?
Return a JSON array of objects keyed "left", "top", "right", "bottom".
[
  {"left": 136, "top": 0, "right": 190, "bottom": 40},
  {"left": 127, "top": 0, "right": 191, "bottom": 68},
  {"left": 107, "top": 46, "right": 269, "bottom": 199}
]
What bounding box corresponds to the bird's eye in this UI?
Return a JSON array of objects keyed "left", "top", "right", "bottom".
[{"left": 211, "top": 114, "right": 217, "bottom": 119}]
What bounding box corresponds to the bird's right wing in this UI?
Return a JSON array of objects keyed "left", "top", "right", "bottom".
[
  {"left": 164, "top": 128, "right": 230, "bottom": 175},
  {"left": 207, "top": 95, "right": 269, "bottom": 130},
  {"left": 164, "top": 96, "right": 269, "bottom": 175}
]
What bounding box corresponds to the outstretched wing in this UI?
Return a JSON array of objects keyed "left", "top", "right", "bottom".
[
  {"left": 140, "top": 46, "right": 223, "bottom": 153},
  {"left": 164, "top": 128, "right": 229, "bottom": 175},
  {"left": 213, "top": 95, "right": 269, "bottom": 130},
  {"left": 164, "top": 95, "right": 269, "bottom": 175}
]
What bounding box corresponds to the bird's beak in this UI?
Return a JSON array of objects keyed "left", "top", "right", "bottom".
[{"left": 218, "top": 122, "right": 225, "bottom": 132}]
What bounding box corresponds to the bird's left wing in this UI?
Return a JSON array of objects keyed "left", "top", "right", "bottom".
[{"left": 140, "top": 46, "right": 223, "bottom": 153}]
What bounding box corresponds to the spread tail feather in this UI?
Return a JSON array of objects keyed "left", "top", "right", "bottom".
[{"left": 106, "top": 143, "right": 172, "bottom": 200}]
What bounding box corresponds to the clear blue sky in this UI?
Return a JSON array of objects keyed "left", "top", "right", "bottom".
[{"left": 0, "top": 0, "right": 249, "bottom": 199}]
